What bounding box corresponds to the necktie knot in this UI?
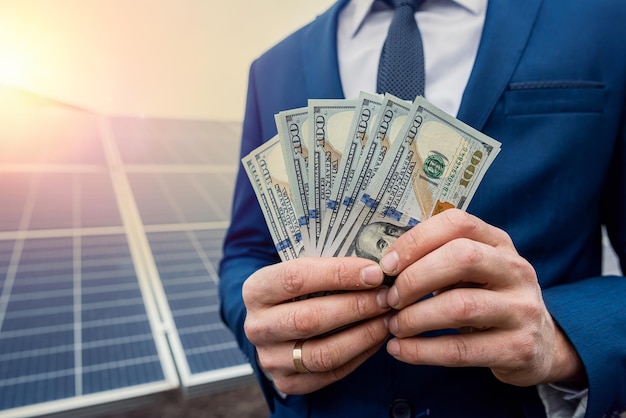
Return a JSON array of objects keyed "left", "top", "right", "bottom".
[{"left": 386, "top": 0, "right": 424, "bottom": 11}]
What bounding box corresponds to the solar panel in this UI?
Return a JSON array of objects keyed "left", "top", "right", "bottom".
[{"left": 0, "top": 91, "right": 250, "bottom": 417}]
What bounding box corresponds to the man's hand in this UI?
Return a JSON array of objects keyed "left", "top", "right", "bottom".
[
  {"left": 242, "top": 257, "right": 391, "bottom": 395},
  {"left": 380, "top": 209, "right": 586, "bottom": 386}
]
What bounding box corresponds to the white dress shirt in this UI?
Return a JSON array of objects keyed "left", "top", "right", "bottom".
[
  {"left": 336, "top": 1, "right": 588, "bottom": 417},
  {"left": 337, "top": 0, "right": 486, "bottom": 116}
]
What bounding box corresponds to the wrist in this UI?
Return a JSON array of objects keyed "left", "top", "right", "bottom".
[{"left": 548, "top": 323, "right": 587, "bottom": 385}]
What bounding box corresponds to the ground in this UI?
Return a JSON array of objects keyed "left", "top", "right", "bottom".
[{"left": 104, "top": 380, "right": 269, "bottom": 418}]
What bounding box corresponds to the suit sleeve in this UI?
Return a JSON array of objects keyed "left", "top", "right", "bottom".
[
  {"left": 218, "top": 59, "right": 278, "bottom": 398},
  {"left": 218, "top": 61, "right": 299, "bottom": 413},
  {"left": 542, "top": 101, "right": 626, "bottom": 417}
]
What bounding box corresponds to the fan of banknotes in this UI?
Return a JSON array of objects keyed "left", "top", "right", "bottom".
[{"left": 242, "top": 92, "right": 501, "bottom": 262}]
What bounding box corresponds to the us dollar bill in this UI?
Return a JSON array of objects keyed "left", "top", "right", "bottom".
[
  {"left": 275, "top": 108, "right": 312, "bottom": 253},
  {"left": 319, "top": 92, "right": 383, "bottom": 251},
  {"left": 323, "top": 94, "right": 411, "bottom": 257},
  {"left": 334, "top": 97, "right": 501, "bottom": 259},
  {"left": 242, "top": 135, "right": 305, "bottom": 261},
  {"left": 307, "top": 99, "right": 358, "bottom": 255},
  {"left": 243, "top": 94, "right": 502, "bottom": 266}
]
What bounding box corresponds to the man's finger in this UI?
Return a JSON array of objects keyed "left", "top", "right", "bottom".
[
  {"left": 387, "top": 238, "right": 536, "bottom": 309},
  {"left": 388, "top": 287, "right": 521, "bottom": 338},
  {"left": 263, "top": 317, "right": 389, "bottom": 395},
  {"left": 245, "top": 289, "right": 391, "bottom": 342},
  {"left": 386, "top": 330, "right": 510, "bottom": 369},
  {"left": 380, "top": 209, "right": 515, "bottom": 277},
  {"left": 244, "top": 257, "right": 384, "bottom": 306}
]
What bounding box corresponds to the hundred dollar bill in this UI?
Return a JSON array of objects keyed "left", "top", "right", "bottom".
[
  {"left": 333, "top": 97, "right": 501, "bottom": 259},
  {"left": 323, "top": 94, "right": 411, "bottom": 257},
  {"left": 242, "top": 135, "right": 305, "bottom": 261},
  {"left": 275, "top": 108, "right": 312, "bottom": 253},
  {"left": 307, "top": 99, "right": 358, "bottom": 255},
  {"left": 319, "top": 92, "right": 383, "bottom": 251}
]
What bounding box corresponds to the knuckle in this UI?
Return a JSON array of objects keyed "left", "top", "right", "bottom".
[
  {"left": 443, "top": 209, "right": 477, "bottom": 236},
  {"left": 447, "top": 291, "right": 481, "bottom": 323},
  {"left": 519, "top": 261, "right": 539, "bottom": 286},
  {"left": 405, "top": 339, "right": 421, "bottom": 362},
  {"left": 507, "top": 254, "right": 536, "bottom": 281},
  {"left": 522, "top": 299, "right": 543, "bottom": 321},
  {"left": 363, "top": 321, "right": 383, "bottom": 346},
  {"left": 508, "top": 332, "right": 537, "bottom": 363},
  {"left": 443, "top": 338, "right": 470, "bottom": 366},
  {"left": 255, "top": 348, "right": 278, "bottom": 373},
  {"left": 309, "top": 342, "right": 340, "bottom": 371},
  {"left": 493, "top": 226, "right": 514, "bottom": 246},
  {"left": 242, "top": 274, "right": 260, "bottom": 305},
  {"left": 243, "top": 316, "right": 262, "bottom": 342},
  {"left": 448, "top": 239, "right": 483, "bottom": 269},
  {"left": 280, "top": 262, "right": 306, "bottom": 295},
  {"left": 287, "top": 305, "right": 319, "bottom": 338},
  {"left": 394, "top": 308, "right": 417, "bottom": 335},
  {"left": 401, "top": 227, "right": 425, "bottom": 254},
  {"left": 352, "top": 292, "right": 370, "bottom": 317},
  {"left": 330, "top": 258, "right": 359, "bottom": 289},
  {"left": 509, "top": 291, "right": 542, "bottom": 325},
  {"left": 241, "top": 279, "right": 252, "bottom": 304}
]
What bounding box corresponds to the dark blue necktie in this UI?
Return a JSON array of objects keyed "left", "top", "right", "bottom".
[{"left": 376, "top": 0, "right": 426, "bottom": 101}]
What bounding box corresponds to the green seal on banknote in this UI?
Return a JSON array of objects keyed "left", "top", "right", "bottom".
[{"left": 423, "top": 154, "right": 445, "bottom": 179}]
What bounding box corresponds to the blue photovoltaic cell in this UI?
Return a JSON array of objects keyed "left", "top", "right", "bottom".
[
  {"left": 146, "top": 230, "right": 248, "bottom": 376},
  {"left": 0, "top": 235, "right": 166, "bottom": 412},
  {"left": 0, "top": 240, "right": 14, "bottom": 287},
  {"left": 79, "top": 172, "right": 123, "bottom": 227},
  {"left": 29, "top": 174, "right": 74, "bottom": 230},
  {"left": 0, "top": 174, "right": 32, "bottom": 232},
  {"left": 2, "top": 375, "right": 76, "bottom": 412},
  {"left": 18, "top": 172, "right": 122, "bottom": 231},
  {"left": 111, "top": 118, "right": 240, "bottom": 165},
  {"left": 79, "top": 234, "right": 164, "bottom": 395},
  {"left": 83, "top": 362, "right": 163, "bottom": 395},
  {"left": 0, "top": 237, "right": 75, "bottom": 410},
  {"left": 128, "top": 172, "right": 233, "bottom": 225},
  {"left": 194, "top": 229, "right": 231, "bottom": 266}
]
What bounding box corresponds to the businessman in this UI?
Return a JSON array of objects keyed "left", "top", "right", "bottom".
[{"left": 220, "top": 1, "right": 626, "bottom": 416}]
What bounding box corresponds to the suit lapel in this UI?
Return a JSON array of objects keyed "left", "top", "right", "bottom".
[
  {"left": 299, "top": 0, "right": 350, "bottom": 100},
  {"left": 295, "top": 0, "right": 544, "bottom": 127},
  {"left": 457, "top": 0, "right": 543, "bottom": 130}
]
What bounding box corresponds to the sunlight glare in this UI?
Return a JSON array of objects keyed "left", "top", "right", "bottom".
[{"left": 0, "top": 47, "right": 32, "bottom": 88}]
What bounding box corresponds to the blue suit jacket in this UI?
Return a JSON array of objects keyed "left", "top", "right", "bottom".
[{"left": 220, "top": 1, "right": 626, "bottom": 416}]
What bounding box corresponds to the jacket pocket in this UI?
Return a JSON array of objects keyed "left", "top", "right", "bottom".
[{"left": 504, "top": 80, "right": 606, "bottom": 115}]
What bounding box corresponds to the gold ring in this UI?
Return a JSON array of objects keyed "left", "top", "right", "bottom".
[{"left": 292, "top": 340, "right": 310, "bottom": 374}]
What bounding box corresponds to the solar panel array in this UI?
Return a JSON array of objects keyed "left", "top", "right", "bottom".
[{"left": 0, "top": 92, "right": 251, "bottom": 417}]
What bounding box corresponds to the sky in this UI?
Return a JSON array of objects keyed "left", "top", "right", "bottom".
[{"left": 0, "top": 0, "right": 335, "bottom": 121}]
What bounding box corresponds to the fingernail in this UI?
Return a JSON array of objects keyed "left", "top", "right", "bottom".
[
  {"left": 387, "top": 286, "right": 400, "bottom": 308},
  {"left": 387, "top": 339, "right": 400, "bottom": 356},
  {"left": 361, "top": 264, "right": 383, "bottom": 286},
  {"left": 376, "top": 287, "right": 389, "bottom": 309},
  {"left": 380, "top": 251, "right": 399, "bottom": 274}
]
